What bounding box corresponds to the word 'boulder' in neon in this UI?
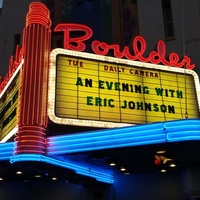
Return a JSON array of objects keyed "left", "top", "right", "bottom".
[{"left": 54, "top": 23, "right": 195, "bottom": 70}]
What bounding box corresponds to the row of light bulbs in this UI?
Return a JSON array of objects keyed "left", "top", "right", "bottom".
[
  {"left": 109, "top": 162, "right": 131, "bottom": 175},
  {"left": 0, "top": 170, "right": 66, "bottom": 182}
]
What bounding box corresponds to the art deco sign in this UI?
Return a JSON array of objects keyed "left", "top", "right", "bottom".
[
  {"left": 0, "top": 57, "right": 22, "bottom": 142},
  {"left": 48, "top": 49, "right": 200, "bottom": 128}
]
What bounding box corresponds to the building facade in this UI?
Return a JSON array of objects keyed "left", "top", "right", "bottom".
[
  {"left": 0, "top": 1, "right": 200, "bottom": 200},
  {"left": 1, "top": 0, "right": 200, "bottom": 77}
]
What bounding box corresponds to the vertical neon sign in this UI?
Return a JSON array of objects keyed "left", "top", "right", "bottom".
[{"left": 14, "top": 3, "right": 51, "bottom": 154}]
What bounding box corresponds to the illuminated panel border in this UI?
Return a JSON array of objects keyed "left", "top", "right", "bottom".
[
  {"left": 1, "top": 119, "right": 200, "bottom": 157},
  {"left": 47, "top": 119, "right": 200, "bottom": 155},
  {"left": 0, "top": 60, "right": 23, "bottom": 99},
  {"left": 10, "top": 154, "right": 113, "bottom": 184},
  {"left": 0, "top": 60, "right": 23, "bottom": 143},
  {"left": 48, "top": 48, "right": 200, "bottom": 128},
  {"left": 0, "top": 142, "right": 14, "bottom": 160},
  {"left": 1, "top": 119, "right": 200, "bottom": 183}
]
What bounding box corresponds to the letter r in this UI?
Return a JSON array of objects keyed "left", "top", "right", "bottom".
[{"left": 54, "top": 23, "right": 93, "bottom": 51}]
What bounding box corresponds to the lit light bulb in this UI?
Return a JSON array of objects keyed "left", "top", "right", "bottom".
[
  {"left": 35, "top": 175, "right": 41, "bottom": 178},
  {"left": 109, "top": 162, "right": 116, "bottom": 166},
  {"left": 170, "top": 163, "right": 176, "bottom": 167},
  {"left": 120, "top": 167, "right": 126, "bottom": 171}
]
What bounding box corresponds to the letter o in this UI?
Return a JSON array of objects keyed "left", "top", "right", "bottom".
[
  {"left": 128, "top": 101, "right": 135, "bottom": 109},
  {"left": 160, "top": 104, "right": 167, "bottom": 113}
]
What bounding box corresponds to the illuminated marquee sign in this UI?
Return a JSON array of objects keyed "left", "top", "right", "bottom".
[
  {"left": 48, "top": 49, "right": 200, "bottom": 128},
  {"left": 0, "top": 46, "right": 23, "bottom": 142},
  {"left": 0, "top": 72, "right": 20, "bottom": 141}
]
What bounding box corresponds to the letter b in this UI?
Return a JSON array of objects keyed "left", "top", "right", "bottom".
[{"left": 54, "top": 23, "right": 93, "bottom": 51}]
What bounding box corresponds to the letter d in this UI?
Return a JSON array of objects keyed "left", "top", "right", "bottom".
[{"left": 104, "top": 65, "right": 108, "bottom": 70}]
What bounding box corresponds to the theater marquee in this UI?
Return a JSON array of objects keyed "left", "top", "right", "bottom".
[{"left": 48, "top": 49, "right": 200, "bottom": 128}]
